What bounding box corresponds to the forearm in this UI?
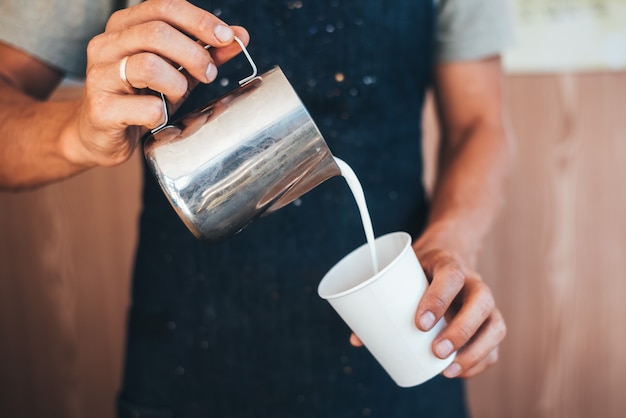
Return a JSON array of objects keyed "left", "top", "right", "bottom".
[
  {"left": 413, "top": 57, "right": 511, "bottom": 268},
  {"left": 0, "top": 85, "right": 90, "bottom": 190},
  {"left": 415, "top": 120, "right": 510, "bottom": 268}
]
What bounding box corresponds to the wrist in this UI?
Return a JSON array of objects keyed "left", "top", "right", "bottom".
[
  {"left": 412, "top": 219, "right": 480, "bottom": 268},
  {"left": 57, "top": 102, "right": 97, "bottom": 172}
]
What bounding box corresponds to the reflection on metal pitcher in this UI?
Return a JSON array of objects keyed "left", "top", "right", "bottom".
[{"left": 143, "top": 64, "right": 340, "bottom": 242}]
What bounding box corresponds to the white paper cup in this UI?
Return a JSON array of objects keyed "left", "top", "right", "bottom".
[{"left": 318, "top": 231, "right": 456, "bottom": 387}]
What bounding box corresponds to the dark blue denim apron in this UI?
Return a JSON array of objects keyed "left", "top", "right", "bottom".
[{"left": 118, "top": 1, "right": 468, "bottom": 417}]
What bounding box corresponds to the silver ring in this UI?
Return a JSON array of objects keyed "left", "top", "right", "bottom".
[{"left": 119, "top": 56, "right": 132, "bottom": 89}]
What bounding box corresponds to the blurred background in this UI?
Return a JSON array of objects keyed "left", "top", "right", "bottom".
[{"left": 1, "top": 1, "right": 626, "bottom": 417}]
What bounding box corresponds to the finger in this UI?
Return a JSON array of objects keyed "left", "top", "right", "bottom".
[
  {"left": 208, "top": 26, "right": 251, "bottom": 66},
  {"left": 106, "top": 0, "right": 234, "bottom": 47},
  {"left": 441, "top": 308, "right": 506, "bottom": 376},
  {"left": 414, "top": 252, "right": 466, "bottom": 331},
  {"left": 454, "top": 347, "right": 500, "bottom": 379},
  {"left": 90, "top": 21, "right": 219, "bottom": 84},
  {"left": 118, "top": 95, "right": 168, "bottom": 131},
  {"left": 116, "top": 53, "right": 190, "bottom": 100},
  {"left": 87, "top": 93, "right": 168, "bottom": 132},
  {"left": 87, "top": 54, "right": 188, "bottom": 100},
  {"left": 105, "top": 0, "right": 251, "bottom": 62},
  {"left": 431, "top": 279, "right": 496, "bottom": 359}
]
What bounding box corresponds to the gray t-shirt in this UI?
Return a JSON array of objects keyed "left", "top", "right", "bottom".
[
  {"left": 0, "top": 0, "right": 128, "bottom": 76},
  {"left": 0, "top": 0, "right": 514, "bottom": 76},
  {"left": 437, "top": 0, "right": 515, "bottom": 62}
]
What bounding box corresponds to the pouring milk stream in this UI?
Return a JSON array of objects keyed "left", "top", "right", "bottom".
[{"left": 333, "top": 157, "right": 379, "bottom": 274}]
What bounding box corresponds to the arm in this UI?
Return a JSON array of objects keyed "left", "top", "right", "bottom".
[
  {"left": 0, "top": 42, "right": 74, "bottom": 189},
  {"left": 0, "top": 0, "right": 248, "bottom": 191},
  {"left": 412, "top": 56, "right": 510, "bottom": 378}
]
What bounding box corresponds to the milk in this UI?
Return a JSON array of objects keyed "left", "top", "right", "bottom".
[{"left": 333, "top": 157, "right": 379, "bottom": 274}]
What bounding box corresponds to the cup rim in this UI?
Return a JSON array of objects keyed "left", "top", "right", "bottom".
[{"left": 318, "top": 231, "right": 412, "bottom": 299}]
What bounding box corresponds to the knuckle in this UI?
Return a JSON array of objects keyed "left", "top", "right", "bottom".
[
  {"left": 435, "top": 255, "right": 465, "bottom": 286},
  {"left": 476, "top": 290, "right": 496, "bottom": 318},
  {"left": 465, "top": 348, "right": 486, "bottom": 369},
  {"left": 85, "top": 96, "right": 113, "bottom": 130},
  {"left": 105, "top": 9, "right": 125, "bottom": 31},
  {"left": 460, "top": 347, "right": 500, "bottom": 376},
  {"left": 136, "top": 53, "right": 162, "bottom": 81},
  {"left": 146, "top": 98, "right": 166, "bottom": 127},
  {"left": 145, "top": 20, "right": 172, "bottom": 43},
  {"left": 86, "top": 33, "right": 107, "bottom": 59},
  {"left": 446, "top": 267, "right": 466, "bottom": 289},
  {"left": 189, "top": 46, "right": 212, "bottom": 71},
  {"left": 153, "top": 0, "right": 181, "bottom": 15},
  {"left": 193, "top": 11, "right": 219, "bottom": 34},
  {"left": 85, "top": 63, "right": 105, "bottom": 84},
  {"left": 444, "top": 256, "right": 463, "bottom": 273},
  {"left": 456, "top": 322, "right": 475, "bottom": 343},
  {"left": 494, "top": 315, "right": 508, "bottom": 342},
  {"left": 167, "top": 79, "right": 189, "bottom": 103},
  {"left": 428, "top": 293, "right": 450, "bottom": 314},
  {"left": 434, "top": 249, "right": 458, "bottom": 264},
  {"left": 86, "top": 38, "right": 98, "bottom": 58},
  {"left": 94, "top": 96, "right": 114, "bottom": 118},
  {"left": 174, "top": 77, "right": 190, "bottom": 98},
  {"left": 427, "top": 251, "right": 466, "bottom": 285}
]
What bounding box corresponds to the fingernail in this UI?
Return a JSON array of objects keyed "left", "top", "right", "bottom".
[
  {"left": 435, "top": 339, "right": 454, "bottom": 358},
  {"left": 214, "top": 25, "right": 234, "bottom": 42},
  {"left": 419, "top": 311, "right": 436, "bottom": 330},
  {"left": 443, "top": 362, "right": 462, "bottom": 378},
  {"left": 206, "top": 63, "right": 217, "bottom": 82}
]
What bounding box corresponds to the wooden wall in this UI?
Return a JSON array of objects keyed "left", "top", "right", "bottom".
[
  {"left": 0, "top": 82, "right": 142, "bottom": 418},
  {"left": 467, "top": 72, "right": 626, "bottom": 418},
  {"left": 1, "top": 72, "right": 625, "bottom": 418}
]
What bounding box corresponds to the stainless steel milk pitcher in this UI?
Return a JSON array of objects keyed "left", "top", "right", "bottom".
[{"left": 143, "top": 37, "right": 340, "bottom": 242}]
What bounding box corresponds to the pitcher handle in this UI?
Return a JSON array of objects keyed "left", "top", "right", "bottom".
[{"left": 151, "top": 36, "right": 257, "bottom": 134}]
